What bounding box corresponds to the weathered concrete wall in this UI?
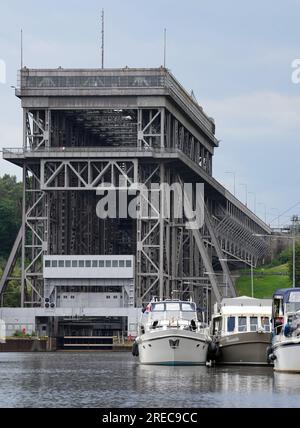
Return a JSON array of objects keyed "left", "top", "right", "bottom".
[{"left": 0, "top": 339, "right": 47, "bottom": 352}]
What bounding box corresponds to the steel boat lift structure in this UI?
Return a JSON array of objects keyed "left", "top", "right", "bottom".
[{"left": 0, "top": 67, "right": 271, "bottom": 321}]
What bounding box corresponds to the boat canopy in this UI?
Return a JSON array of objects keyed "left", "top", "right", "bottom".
[{"left": 273, "top": 288, "right": 300, "bottom": 304}]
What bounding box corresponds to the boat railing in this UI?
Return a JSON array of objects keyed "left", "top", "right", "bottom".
[{"left": 146, "top": 317, "right": 200, "bottom": 331}]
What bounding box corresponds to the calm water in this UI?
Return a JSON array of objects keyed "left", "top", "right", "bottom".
[{"left": 0, "top": 352, "right": 300, "bottom": 408}]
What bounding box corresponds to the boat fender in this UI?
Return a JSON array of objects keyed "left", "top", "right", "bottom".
[
  {"left": 266, "top": 345, "right": 273, "bottom": 363},
  {"left": 208, "top": 341, "right": 217, "bottom": 354},
  {"left": 207, "top": 340, "right": 220, "bottom": 360},
  {"left": 132, "top": 341, "right": 139, "bottom": 357},
  {"left": 190, "top": 320, "right": 197, "bottom": 331},
  {"left": 214, "top": 343, "right": 221, "bottom": 359}
]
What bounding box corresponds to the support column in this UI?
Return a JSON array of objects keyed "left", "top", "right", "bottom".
[{"left": 159, "top": 163, "right": 165, "bottom": 300}]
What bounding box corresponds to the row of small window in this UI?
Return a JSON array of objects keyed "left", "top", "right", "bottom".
[
  {"left": 227, "top": 316, "right": 270, "bottom": 333},
  {"left": 57, "top": 295, "right": 122, "bottom": 299},
  {"left": 45, "top": 260, "right": 132, "bottom": 269}
]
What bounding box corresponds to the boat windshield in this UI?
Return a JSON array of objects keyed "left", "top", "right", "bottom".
[
  {"left": 286, "top": 292, "right": 300, "bottom": 313},
  {"left": 286, "top": 302, "right": 300, "bottom": 313},
  {"left": 151, "top": 302, "right": 196, "bottom": 312},
  {"left": 151, "top": 303, "right": 165, "bottom": 312},
  {"left": 149, "top": 301, "right": 196, "bottom": 322}
]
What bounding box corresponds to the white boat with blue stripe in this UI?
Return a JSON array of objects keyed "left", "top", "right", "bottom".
[{"left": 269, "top": 288, "right": 300, "bottom": 372}]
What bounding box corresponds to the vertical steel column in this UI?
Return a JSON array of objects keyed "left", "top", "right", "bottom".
[
  {"left": 20, "top": 164, "right": 26, "bottom": 307},
  {"left": 159, "top": 163, "right": 165, "bottom": 300}
]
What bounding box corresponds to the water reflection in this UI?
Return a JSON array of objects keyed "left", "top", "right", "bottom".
[
  {"left": 273, "top": 372, "right": 300, "bottom": 395},
  {"left": 0, "top": 353, "right": 299, "bottom": 408}
]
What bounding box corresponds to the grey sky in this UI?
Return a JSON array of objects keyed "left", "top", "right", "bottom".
[{"left": 0, "top": 0, "right": 300, "bottom": 226}]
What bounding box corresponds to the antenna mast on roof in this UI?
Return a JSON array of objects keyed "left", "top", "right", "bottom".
[
  {"left": 101, "top": 9, "right": 105, "bottom": 69},
  {"left": 163, "top": 28, "right": 167, "bottom": 68},
  {"left": 21, "top": 29, "right": 23, "bottom": 69}
]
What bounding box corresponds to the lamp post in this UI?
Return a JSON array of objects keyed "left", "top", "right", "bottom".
[
  {"left": 184, "top": 280, "right": 210, "bottom": 323},
  {"left": 225, "top": 171, "right": 236, "bottom": 196},
  {"left": 253, "top": 233, "right": 296, "bottom": 288},
  {"left": 239, "top": 183, "right": 248, "bottom": 207},
  {"left": 258, "top": 202, "right": 267, "bottom": 224},
  {"left": 270, "top": 208, "right": 280, "bottom": 229},
  {"left": 219, "top": 258, "right": 254, "bottom": 298},
  {"left": 248, "top": 192, "right": 257, "bottom": 215}
]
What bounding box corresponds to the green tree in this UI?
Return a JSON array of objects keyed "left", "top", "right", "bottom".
[
  {"left": 0, "top": 175, "right": 22, "bottom": 260},
  {"left": 288, "top": 241, "right": 300, "bottom": 286},
  {"left": 0, "top": 265, "right": 21, "bottom": 307}
]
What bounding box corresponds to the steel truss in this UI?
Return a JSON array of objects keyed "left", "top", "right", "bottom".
[{"left": 1, "top": 104, "right": 270, "bottom": 311}]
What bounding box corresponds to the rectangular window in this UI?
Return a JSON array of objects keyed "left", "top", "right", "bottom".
[
  {"left": 99, "top": 260, "right": 105, "bottom": 268},
  {"left": 79, "top": 261, "right": 84, "bottom": 268},
  {"left": 112, "top": 260, "right": 118, "bottom": 268},
  {"left": 65, "top": 260, "right": 71, "bottom": 268},
  {"left": 85, "top": 260, "right": 91, "bottom": 268},
  {"left": 227, "top": 316, "right": 235, "bottom": 333},
  {"left": 106, "top": 296, "right": 111, "bottom": 299},
  {"left": 114, "top": 296, "right": 118, "bottom": 299},
  {"left": 238, "top": 316, "right": 247, "bottom": 332},
  {"left": 250, "top": 317, "right": 258, "bottom": 332},
  {"left": 213, "top": 317, "right": 222, "bottom": 335},
  {"left": 92, "top": 260, "right": 98, "bottom": 268},
  {"left": 261, "top": 317, "right": 270, "bottom": 332},
  {"left": 52, "top": 260, "right": 58, "bottom": 268},
  {"left": 126, "top": 260, "right": 132, "bottom": 268},
  {"left": 45, "top": 261, "right": 51, "bottom": 268},
  {"left": 58, "top": 261, "right": 64, "bottom": 268},
  {"left": 152, "top": 303, "right": 165, "bottom": 312},
  {"left": 106, "top": 260, "right": 112, "bottom": 268},
  {"left": 181, "top": 303, "right": 195, "bottom": 312},
  {"left": 166, "top": 303, "right": 180, "bottom": 311},
  {"left": 119, "top": 260, "right": 125, "bottom": 268}
]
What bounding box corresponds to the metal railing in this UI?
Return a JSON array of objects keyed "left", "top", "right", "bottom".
[{"left": 2, "top": 146, "right": 181, "bottom": 156}]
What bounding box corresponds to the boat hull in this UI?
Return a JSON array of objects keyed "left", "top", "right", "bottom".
[
  {"left": 273, "top": 339, "right": 300, "bottom": 373},
  {"left": 137, "top": 329, "right": 209, "bottom": 366},
  {"left": 217, "top": 332, "right": 271, "bottom": 365}
]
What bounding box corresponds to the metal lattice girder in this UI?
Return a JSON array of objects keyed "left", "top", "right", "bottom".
[
  {"left": 202, "top": 205, "right": 236, "bottom": 297},
  {"left": 41, "top": 159, "right": 138, "bottom": 190},
  {"left": 0, "top": 227, "right": 22, "bottom": 299},
  {"left": 25, "top": 110, "right": 50, "bottom": 151},
  {"left": 178, "top": 177, "right": 223, "bottom": 302},
  {"left": 214, "top": 213, "right": 269, "bottom": 262}
]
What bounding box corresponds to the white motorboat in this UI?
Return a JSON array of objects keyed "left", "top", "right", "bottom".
[
  {"left": 269, "top": 288, "right": 300, "bottom": 373},
  {"left": 209, "top": 296, "right": 272, "bottom": 365},
  {"left": 132, "top": 298, "right": 211, "bottom": 366}
]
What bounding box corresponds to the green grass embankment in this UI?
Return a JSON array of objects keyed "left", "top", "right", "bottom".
[{"left": 235, "top": 264, "right": 291, "bottom": 298}]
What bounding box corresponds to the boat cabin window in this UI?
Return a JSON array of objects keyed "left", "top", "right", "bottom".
[
  {"left": 238, "top": 316, "right": 247, "bottom": 332},
  {"left": 286, "top": 292, "right": 300, "bottom": 313},
  {"left": 227, "top": 316, "right": 235, "bottom": 332},
  {"left": 273, "top": 297, "right": 284, "bottom": 318},
  {"left": 166, "top": 303, "right": 181, "bottom": 311},
  {"left": 213, "top": 317, "right": 222, "bottom": 335},
  {"left": 152, "top": 303, "right": 165, "bottom": 312},
  {"left": 250, "top": 317, "right": 258, "bottom": 332},
  {"left": 181, "top": 303, "right": 196, "bottom": 312},
  {"left": 261, "top": 316, "right": 270, "bottom": 332},
  {"left": 273, "top": 297, "right": 284, "bottom": 333}
]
